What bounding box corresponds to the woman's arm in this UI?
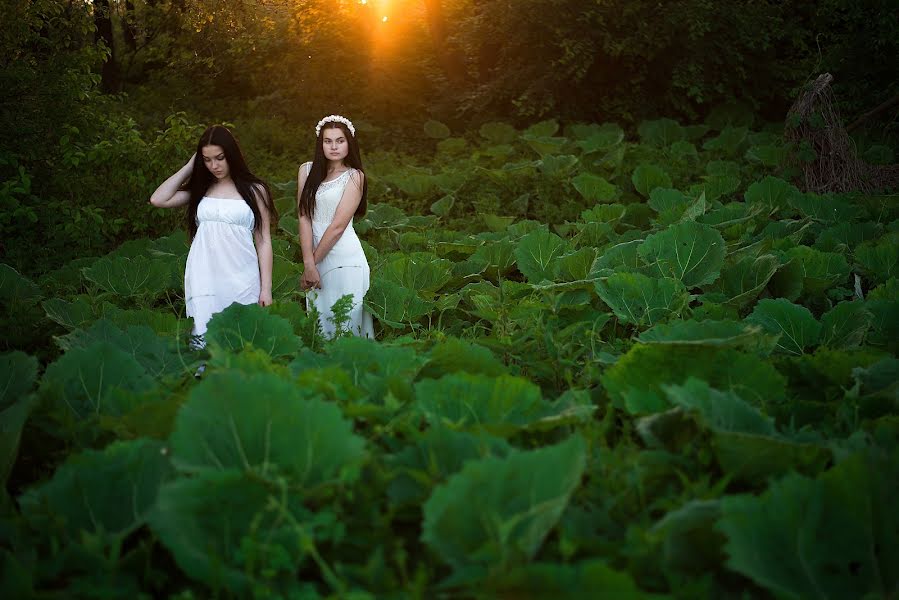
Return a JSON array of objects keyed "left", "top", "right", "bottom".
[
  {"left": 253, "top": 184, "right": 274, "bottom": 306},
  {"left": 150, "top": 154, "right": 194, "bottom": 208},
  {"left": 312, "top": 170, "right": 364, "bottom": 264},
  {"left": 297, "top": 162, "right": 321, "bottom": 290}
]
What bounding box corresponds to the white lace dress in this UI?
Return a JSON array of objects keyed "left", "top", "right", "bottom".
[
  {"left": 305, "top": 164, "right": 374, "bottom": 338},
  {"left": 184, "top": 197, "right": 260, "bottom": 343}
]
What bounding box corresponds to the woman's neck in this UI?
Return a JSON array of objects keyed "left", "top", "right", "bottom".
[{"left": 326, "top": 159, "right": 346, "bottom": 172}]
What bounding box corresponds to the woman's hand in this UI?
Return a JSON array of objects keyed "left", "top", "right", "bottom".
[
  {"left": 258, "top": 289, "right": 272, "bottom": 307},
  {"left": 301, "top": 265, "right": 322, "bottom": 291}
]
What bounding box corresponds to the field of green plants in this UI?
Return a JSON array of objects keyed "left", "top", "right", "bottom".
[{"left": 2, "top": 113, "right": 898, "bottom": 598}]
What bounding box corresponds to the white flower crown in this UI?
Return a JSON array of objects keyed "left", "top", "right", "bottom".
[{"left": 315, "top": 115, "right": 355, "bottom": 137}]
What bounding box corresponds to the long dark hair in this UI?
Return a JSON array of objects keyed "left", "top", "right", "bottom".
[
  {"left": 186, "top": 125, "right": 277, "bottom": 240},
  {"left": 298, "top": 121, "right": 368, "bottom": 219}
]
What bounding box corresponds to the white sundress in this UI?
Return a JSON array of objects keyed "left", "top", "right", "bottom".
[
  {"left": 184, "top": 197, "right": 260, "bottom": 342},
  {"left": 305, "top": 164, "right": 374, "bottom": 338}
]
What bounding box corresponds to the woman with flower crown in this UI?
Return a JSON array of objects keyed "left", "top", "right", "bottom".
[{"left": 297, "top": 115, "right": 374, "bottom": 338}]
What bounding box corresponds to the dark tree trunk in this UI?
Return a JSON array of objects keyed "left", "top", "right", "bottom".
[
  {"left": 94, "top": 0, "right": 120, "bottom": 92},
  {"left": 122, "top": 0, "right": 137, "bottom": 53},
  {"left": 423, "top": 0, "right": 466, "bottom": 86}
]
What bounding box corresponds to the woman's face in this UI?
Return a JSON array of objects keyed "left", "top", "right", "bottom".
[
  {"left": 202, "top": 144, "right": 229, "bottom": 180},
  {"left": 322, "top": 127, "right": 349, "bottom": 162}
]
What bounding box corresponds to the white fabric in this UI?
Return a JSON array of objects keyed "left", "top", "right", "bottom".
[
  {"left": 184, "top": 197, "right": 260, "bottom": 341},
  {"left": 306, "top": 164, "right": 374, "bottom": 338}
]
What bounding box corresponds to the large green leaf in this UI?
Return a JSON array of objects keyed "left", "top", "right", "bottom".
[
  {"left": 486, "top": 560, "right": 664, "bottom": 599},
  {"left": 663, "top": 378, "right": 829, "bottom": 481},
  {"left": 169, "top": 371, "right": 365, "bottom": 486},
  {"left": 555, "top": 247, "right": 598, "bottom": 281},
  {"left": 422, "top": 435, "right": 587, "bottom": 571},
  {"left": 205, "top": 302, "right": 301, "bottom": 358},
  {"left": 57, "top": 319, "right": 185, "bottom": 378},
  {"left": 718, "top": 453, "right": 899, "bottom": 599},
  {"left": 1, "top": 351, "right": 38, "bottom": 411},
  {"left": 631, "top": 165, "right": 673, "bottom": 198},
  {"left": 40, "top": 341, "right": 156, "bottom": 419},
  {"left": 595, "top": 273, "right": 689, "bottom": 327},
  {"left": 588, "top": 240, "right": 642, "bottom": 276},
  {"left": 571, "top": 173, "right": 618, "bottom": 203},
  {"left": 820, "top": 301, "right": 872, "bottom": 348},
  {"left": 420, "top": 337, "right": 507, "bottom": 380},
  {"left": 705, "top": 254, "right": 779, "bottom": 308},
  {"left": 415, "top": 373, "right": 551, "bottom": 435},
  {"left": 379, "top": 252, "right": 453, "bottom": 297},
  {"left": 364, "top": 278, "right": 434, "bottom": 328},
  {"left": 602, "top": 345, "right": 786, "bottom": 414},
  {"left": 83, "top": 255, "right": 178, "bottom": 298},
  {"left": 746, "top": 299, "right": 821, "bottom": 355},
  {"left": 149, "top": 471, "right": 309, "bottom": 593},
  {"left": 638, "top": 320, "right": 776, "bottom": 353},
  {"left": 0, "top": 264, "right": 42, "bottom": 305},
  {"left": 648, "top": 188, "right": 691, "bottom": 225},
  {"left": 387, "top": 426, "right": 512, "bottom": 507},
  {"left": 789, "top": 192, "right": 861, "bottom": 224},
  {"left": 41, "top": 296, "right": 98, "bottom": 330},
  {"left": 1, "top": 394, "right": 37, "bottom": 490},
  {"left": 784, "top": 246, "right": 850, "bottom": 295},
  {"left": 638, "top": 118, "right": 685, "bottom": 146},
  {"left": 638, "top": 222, "right": 725, "bottom": 287},
  {"left": 855, "top": 237, "right": 899, "bottom": 284},
  {"left": 479, "top": 122, "right": 517, "bottom": 144},
  {"left": 743, "top": 176, "right": 798, "bottom": 212},
  {"left": 514, "top": 229, "right": 569, "bottom": 283},
  {"left": 20, "top": 439, "right": 173, "bottom": 543}
]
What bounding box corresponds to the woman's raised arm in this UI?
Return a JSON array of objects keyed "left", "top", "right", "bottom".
[{"left": 149, "top": 154, "right": 195, "bottom": 208}]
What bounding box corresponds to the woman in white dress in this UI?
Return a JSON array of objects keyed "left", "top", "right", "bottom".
[
  {"left": 150, "top": 125, "right": 276, "bottom": 347},
  {"left": 297, "top": 115, "right": 374, "bottom": 338}
]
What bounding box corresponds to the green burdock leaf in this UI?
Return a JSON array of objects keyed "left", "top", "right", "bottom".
[
  {"left": 705, "top": 254, "right": 779, "bottom": 308},
  {"left": 41, "top": 296, "right": 98, "bottom": 330},
  {"left": 718, "top": 453, "right": 899, "bottom": 599},
  {"left": 768, "top": 257, "right": 804, "bottom": 301},
  {"left": 538, "top": 154, "right": 578, "bottom": 177},
  {"left": 867, "top": 298, "right": 899, "bottom": 349},
  {"left": 820, "top": 301, "right": 872, "bottom": 348},
  {"left": 514, "top": 229, "right": 569, "bottom": 283},
  {"left": 855, "top": 237, "right": 899, "bottom": 284},
  {"left": 638, "top": 118, "right": 685, "bottom": 146},
  {"left": 595, "top": 273, "right": 689, "bottom": 327},
  {"left": 743, "top": 176, "right": 799, "bottom": 212},
  {"left": 430, "top": 194, "right": 455, "bottom": 217},
  {"left": 525, "top": 119, "right": 559, "bottom": 137},
  {"left": 555, "top": 247, "right": 598, "bottom": 282},
  {"left": 638, "top": 222, "right": 726, "bottom": 287},
  {"left": 1, "top": 351, "right": 38, "bottom": 487},
  {"left": 379, "top": 252, "right": 453, "bottom": 297},
  {"left": 20, "top": 439, "right": 173, "bottom": 543},
  {"left": 648, "top": 188, "right": 691, "bottom": 224},
  {"left": 99, "top": 305, "right": 185, "bottom": 337},
  {"left": 580, "top": 203, "right": 626, "bottom": 224},
  {"left": 0, "top": 264, "right": 42, "bottom": 304},
  {"left": 789, "top": 192, "right": 862, "bottom": 223},
  {"left": 422, "top": 435, "right": 587, "bottom": 571},
  {"left": 602, "top": 345, "right": 786, "bottom": 415},
  {"left": 83, "top": 255, "right": 177, "bottom": 298},
  {"left": 663, "top": 378, "right": 829, "bottom": 481},
  {"left": 271, "top": 255, "right": 302, "bottom": 301},
  {"left": 631, "top": 164, "right": 673, "bottom": 198},
  {"left": 638, "top": 320, "right": 776, "bottom": 353},
  {"left": 316, "top": 336, "right": 426, "bottom": 404},
  {"left": 588, "top": 240, "right": 642, "bottom": 276},
  {"left": 1, "top": 351, "right": 38, "bottom": 411},
  {"left": 747, "top": 298, "right": 821, "bottom": 356},
  {"left": 480, "top": 122, "right": 517, "bottom": 144},
  {"left": 420, "top": 337, "right": 506, "bottom": 379},
  {"left": 277, "top": 215, "right": 298, "bottom": 238},
  {"left": 387, "top": 426, "right": 512, "bottom": 507},
  {"left": 525, "top": 136, "right": 567, "bottom": 157},
  {"left": 702, "top": 126, "right": 748, "bottom": 156},
  {"left": 785, "top": 246, "right": 850, "bottom": 295},
  {"left": 57, "top": 319, "right": 185, "bottom": 378},
  {"left": 40, "top": 341, "right": 155, "bottom": 419},
  {"left": 149, "top": 471, "right": 308, "bottom": 593},
  {"left": 360, "top": 203, "right": 408, "bottom": 230},
  {"left": 701, "top": 174, "right": 740, "bottom": 203},
  {"left": 205, "top": 303, "right": 301, "bottom": 358},
  {"left": 415, "top": 373, "right": 550, "bottom": 435},
  {"left": 169, "top": 371, "right": 365, "bottom": 485},
  {"left": 814, "top": 222, "right": 879, "bottom": 252},
  {"left": 576, "top": 129, "right": 625, "bottom": 154},
  {"left": 571, "top": 173, "right": 618, "bottom": 203},
  {"left": 365, "top": 278, "right": 434, "bottom": 328},
  {"left": 424, "top": 119, "right": 450, "bottom": 139}
]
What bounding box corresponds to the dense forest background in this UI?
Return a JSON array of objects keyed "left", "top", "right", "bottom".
[{"left": 2, "top": 0, "right": 898, "bottom": 275}]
